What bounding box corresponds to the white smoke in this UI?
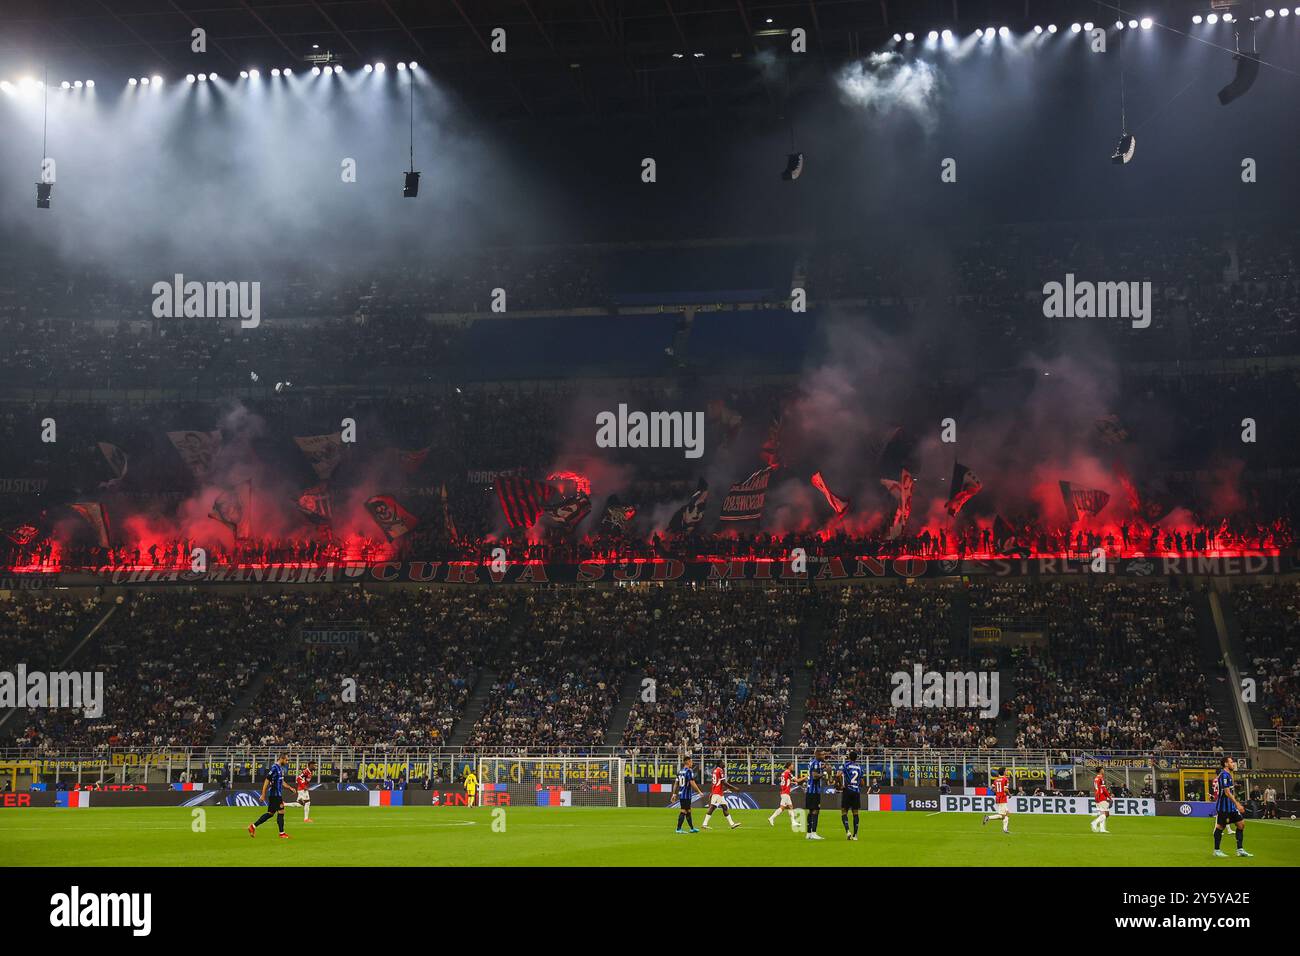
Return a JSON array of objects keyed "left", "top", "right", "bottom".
[{"left": 836, "top": 53, "right": 942, "bottom": 132}]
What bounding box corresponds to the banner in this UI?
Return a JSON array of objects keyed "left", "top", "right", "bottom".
[
  {"left": 98, "top": 442, "right": 128, "bottom": 481},
  {"left": 24, "top": 552, "right": 1294, "bottom": 588},
  {"left": 598, "top": 495, "right": 635, "bottom": 536},
  {"left": 720, "top": 465, "right": 775, "bottom": 522},
  {"left": 811, "top": 471, "right": 850, "bottom": 517},
  {"left": 880, "top": 469, "right": 914, "bottom": 539},
  {"left": 541, "top": 492, "right": 591, "bottom": 533},
  {"left": 1060, "top": 480, "right": 1110, "bottom": 523},
  {"left": 495, "top": 476, "right": 555, "bottom": 529},
  {"left": 295, "top": 483, "right": 333, "bottom": 524},
  {"left": 940, "top": 794, "right": 1155, "bottom": 816}
]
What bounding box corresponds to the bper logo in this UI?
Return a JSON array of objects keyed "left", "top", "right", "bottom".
[{"left": 50, "top": 886, "right": 151, "bottom": 936}]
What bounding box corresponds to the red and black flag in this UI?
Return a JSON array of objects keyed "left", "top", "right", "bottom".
[
  {"left": 944, "top": 463, "right": 983, "bottom": 517},
  {"left": 993, "top": 514, "right": 1027, "bottom": 556},
  {"left": 439, "top": 484, "right": 459, "bottom": 544},
  {"left": 98, "top": 442, "right": 128, "bottom": 481},
  {"left": 810, "top": 471, "right": 851, "bottom": 517},
  {"left": 599, "top": 494, "right": 636, "bottom": 536},
  {"left": 667, "top": 479, "right": 709, "bottom": 535},
  {"left": 720, "top": 466, "right": 775, "bottom": 522},
  {"left": 1059, "top": 480, "right": 1110, "bottom": 524},
  {"left": 69, "top": 501, "right": 112, "bottom": 548},
  {"left": 5, "top": 524, "right": 38, "bottom": 546},
  {"left": 495, "top": 476, "right": 555, "bottom": 529},
  {"left": 541, "top": 492, "right": 591, "bottom": 534},
  {"left": 295, "top": 483, "right": 333, "bottom": 524},
  {"left": 365, "top": 494, "right": 420, "bottom": 541},
  {"left": 760, "top": 412, "right": 784, "bottom": 469}
]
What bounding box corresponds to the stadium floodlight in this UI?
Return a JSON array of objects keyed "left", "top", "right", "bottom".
[
  {"left": 374, "top": 62, "right": 385, "bottom": 72},
  {"left": 1207, "top": 13, "right": 1218, "bottom": 23},
  {"left": 0, "top": 81, "right": 12, "bottom": 93},
  {"left": 364, "top": 63, "right": 374, "bottom": 72},
  {"left": 61, "top": 80, "right": 70, "bottom": 89},
  {"left": 406, "top": 61, "right": 416, "bottom": 69},
  {"left": 904, "top": 31, "right": 915, "bottom": 41},
  {"left": 284, "top": 67, "right": 293, "bottom": 74},
  {"left": 781, "top": 152, "right": 804, "bottom": 181},
  {"left": 1140, "top": 17, "right": 1153, "bottom": 29},
  {"left": 1117, "top": 19, "right": 1126, "bottom": 28},
  {"left": 240, "top": 70, "right": 248, "bottom": 78},
  {"left": 271, "top": 68, "right": 281, "bottom": 76},
  {"left": 85, "top": 79, "right": 94, "bottom": 88},
  {"left": 198, "top": 73, "right": 208, "bottom": 82},
  {"left": 1048, "top": 24, "right": 1058, "bottom": 33},
  {"left": 1084, "top": 22, "right": 1094, "bottom": 32},
  {"left": 928, "top": 30, "right": 939, "bottom": 41},
  {"left": 74, "top": 80, "right": 83, "bottom": 88},
  {"left": 1111, "top": 132, "right": 1136, "bottom": 164},
  {"left": 249, "top": 69, "right": 260, "bottom": 78},
  {"left": 1129, "top": 19, "right": 1139, "bottom": 28},
  {"left": 892, "top": 33, "right": 902, "bottom": 42},
  {"left": 984, "top": 27, "right": 995, "bottom": 37},
  {"left": 1033, "top": 24, "right": 1043, "bottom": 33},
  {"left": 397, "top": 61, "right": 407, "bottom": 70},
  {"left": 1224, "top": 12, "right": 1235, "bottom": 21},
  {"left": 140, "top": 77, "right": 150, "bottom": 85},
  {"left": 151, "top": 74, "right": 162, "bottom": 84},
  {"left": 999, "top": 26, "right": 1010, "bottom": 36},
  {"left": 128, "top": 77, "right": 138, "bottom": 86},
  {"left": 186, "top": 74, "right": 196, "bottom": 83},
  {"left": 1192, "top": 15, "right": 1202, "bottom": 24},
  {"left": 1070, "top": 22, "right": 1082, "bottom": 33},
  {"left": 941, "top": 29, "right": 952, "bottom": 40},
  {"left": 311, "top": 66, "right": 321, "bottom": 76},
  {"left": 1280, "top": 7, "right": 1290, "bottom": 15},
  {"left": 1265, "top": 7, "right": 1275, "bottom": 15}
]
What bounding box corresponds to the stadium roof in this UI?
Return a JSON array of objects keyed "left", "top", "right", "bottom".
[{"left": 0, "top": 0, "right": 1207, "bottom": 120}]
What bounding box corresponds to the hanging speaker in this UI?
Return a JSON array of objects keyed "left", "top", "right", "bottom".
[
  {"left": 403, "top": 170, "right": 421, "bottom": 198},
  {"left": 36, "top": 181, "right": 52, "bottom": 209},
  {"left": 781, "top": 152, "right": 804, "bottom": 181},
  {"left": 1218, "top": 52, "right": 1260, "bottom": 105}
]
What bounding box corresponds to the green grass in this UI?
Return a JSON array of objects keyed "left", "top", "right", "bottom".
[{"left": 2, "top": 807, "right": 1297, "bottom": 867}]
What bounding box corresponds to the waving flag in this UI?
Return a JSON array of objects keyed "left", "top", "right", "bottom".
[
  {"left": 599, "top": 494, "right": 636, "bottom": 536},
  {"left": 294, "top": 434, "right": 345, "bottom": 480},
  {"left": 208, "top": 481, "right": 252, "bottom": 539},
  {"left": 720, "top": 466, "right": 775, "bottom": 522},
  {"left": 167, "top": 431, "right": 222, "bottom": 482},
  {"left": 944, "top": 463, "right": 983, "bottom": 517},
  {"left": 98, "top": 442, "right": 128, "bottom": 481},
  {"left": 541, "top": 492, "right": 592, "bottom": 534},
  {"left": 667, "top": 480, "right": 709, "bottom": 534},
  {"left": 295, "top": 484, "right": 333, "bottom": 524},
  {"left": 811, "top": 471, "right": 851, "bottom": 517},
  {"left": 495, "top": 476, "right": 555, "bottom": 529},
  {"left": 1059, "top": 480, "right": 1110, "bottom": 524},
  {"left": 69, "top": 502, "right": 111, "bottom": 547},
  {"left": 880, "top": 470, "right": 914, "bottom": 539},
  {"left": 365, "top": 494, "right": 419, "bottom": 541}
]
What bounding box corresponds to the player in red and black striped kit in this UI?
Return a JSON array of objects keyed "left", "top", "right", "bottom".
[{"left": 1090, "top": 769, "right": 1111, "bottom": 833}]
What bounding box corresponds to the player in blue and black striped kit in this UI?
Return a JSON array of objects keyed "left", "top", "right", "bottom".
[
  {"left": 248, "top": 754, "right": 291, "bottom": 840},
  {"left": 1212, "top": 756, "right": 1252, "bottom": 858},
  {"left": 805, "top": 749, "right": 826, "bottom": 841},
  {"left": 675, "top": 756, "right": 704, "bottom": 834},
  {"left": 839, "top": 751, "right": 864, "bottom": 841}
]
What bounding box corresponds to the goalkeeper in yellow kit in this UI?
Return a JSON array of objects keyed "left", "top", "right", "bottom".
[{"left": 463, "top": 767, "right": 478, "bottom": 807}]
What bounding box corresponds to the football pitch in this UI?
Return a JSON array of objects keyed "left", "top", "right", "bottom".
[{"left": 3, "top": 807, "right": 1299, "bottom": 867}]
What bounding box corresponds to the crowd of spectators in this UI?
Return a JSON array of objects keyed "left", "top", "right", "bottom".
[
  {"left": 465, "top": 590, "right": 652, "bottom": 747},
  {"left": 621, "top": 588, "right": 817, "bottom": 749},
  {"left": 800, "top": 584, "right": 997, "bottom": 749},
  {"left": 13, "top": 593, "right": 285, "bottom": 751},
  {"left": 1229, "top": 582, "right": 1299, "bottom": 730},
  {"left": 975, "top": 582, "right": 1222, "bottom": 753},
  {"left": 230, "top": 590, "right": 519, "bottom": 748},
  {"left": 0, "top": 595, "right": 101, "bottom": 670}
]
